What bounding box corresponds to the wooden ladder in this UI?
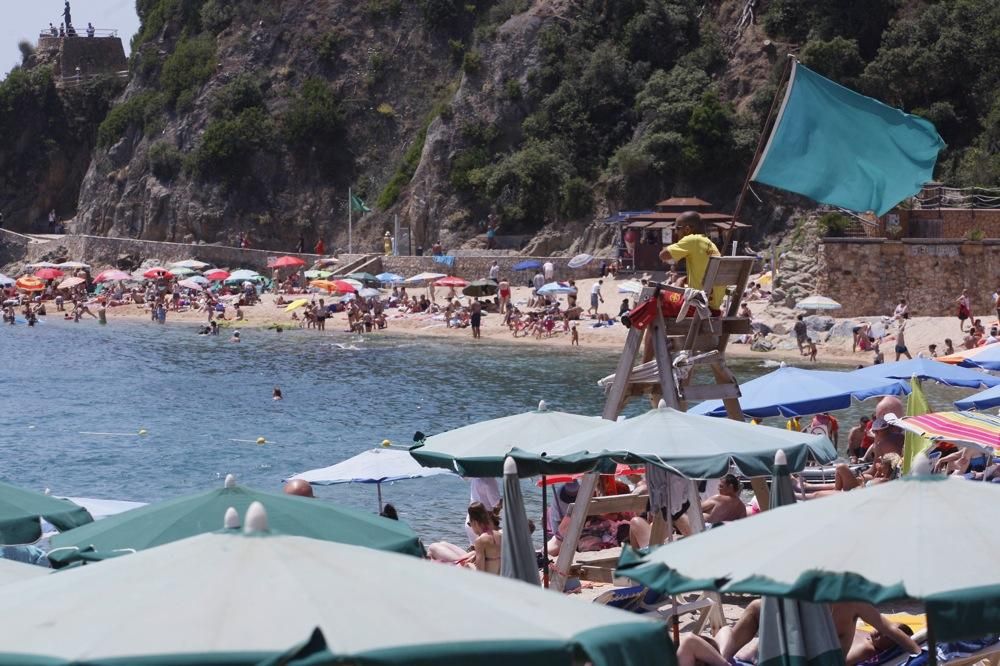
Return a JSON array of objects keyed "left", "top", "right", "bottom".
[{"left": 551, "top": 256, "right": 762, "bottom": 632}]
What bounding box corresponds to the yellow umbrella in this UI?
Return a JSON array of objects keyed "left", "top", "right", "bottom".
[
  {"left": 309, "top": 280, "right": 337, "bottom": 293},
  {"left": 285, "top": 299, "right": 309, "bottom": 312}
]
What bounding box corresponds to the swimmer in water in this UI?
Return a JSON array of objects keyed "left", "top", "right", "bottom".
[
  {"left": 231, "top": 330, "right": 241, "bottom": 343},
  {"left": 273, "top": 387, "right": 283, "bottom": 400},
  {"left": 97, "top": 304, "right": 107, "bottom": 325}
]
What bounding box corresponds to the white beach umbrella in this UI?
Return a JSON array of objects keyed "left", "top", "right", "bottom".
[
  {"left": 288, "top": 448, "right": 456, "bottom": 511},
  {"left": 0, "top": 273, "right": 16, "bottom": 287},
  {"left": 794, "top": 295, "right": 842, "bottom": 310},
  {"left": 0, "top": 504, "right": 670, "bottom": 665},
  {"left": 0, "top": 559, "right": 47, "bottom": 586},
  {"left": 57, "top": 261, "right": 91, "bottom": 270},
  {"left": 618, "top": 280, "right": 643, "bottom": 295},
  {"left": 404, "top": 271, "right": 447, "bottom": 284},
  {"left": 170, "top": 260, "right": 211, "bottom": 270}
]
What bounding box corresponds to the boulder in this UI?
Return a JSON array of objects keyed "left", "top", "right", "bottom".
[{"left": 804, "top": 315, "right": 834, "bottom": 332}]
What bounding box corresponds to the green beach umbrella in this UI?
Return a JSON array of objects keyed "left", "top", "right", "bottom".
[
  {"left": 346, "top": 272, "right": 380, "bottom": 286},
  {"left": 0, "top": 480, "right": 93, "bottom": 544},
  {"left": 303, "top": 269, "right": 332, "bottom": 279},
  {"left": 166, "top": 265, "right": 197, "bottom": 277},
  {"left": 0, "top": 503, "right": 673, "bottom": 666},
  {"left": 47, "top": 475, "right": 422, "bottom": 566},
  {"left": 756, "top": 451, "right": 842, "bottom": 666},
  {"left": 507, "top": 402, "right": 837, "bottom": 478},
  {"left": 410, "top": 400, "right": 606, "bottom": 477},
  {"left": 0, "top": 558, "right": 48, "bottom": 586},
  {"left": 462, "top": 279, "right": 498, "bottom": 297},
  {"left": 617, "top": 471, "right": 1000, "bottom": 642}
]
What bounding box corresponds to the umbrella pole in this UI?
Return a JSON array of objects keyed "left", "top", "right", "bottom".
[
  {"left": 541, "top": 476, "right": 549, "bottom": 588},
  {"left": 926, "top": 612, "right": 938, "bottom": 666},
  {"left": 377, "top": 483, "right": 383, "bottom": 513}
]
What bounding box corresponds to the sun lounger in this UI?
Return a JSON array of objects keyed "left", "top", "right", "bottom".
[{"left": 593, "top": 584, "right": 716, "bottom": 625}]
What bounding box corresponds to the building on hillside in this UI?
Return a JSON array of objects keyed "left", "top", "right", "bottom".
[
  {"left": 603, "top": 197, "right": 748, "bottom": 272},
  {"left": 841, "top": 183, "right": 1000, "bottom": 239}
]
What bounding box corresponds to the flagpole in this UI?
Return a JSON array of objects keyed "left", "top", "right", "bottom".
[
  {"left": 726, "top": 54, "right": 796, "bottom": 247},
  {"left": 348, "top": 187, "right": 353, "bottom": 255}
]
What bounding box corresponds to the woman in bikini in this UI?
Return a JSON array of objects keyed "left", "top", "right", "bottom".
[{"left": 427, "top": 502, "right": 503, "bottom": 574}]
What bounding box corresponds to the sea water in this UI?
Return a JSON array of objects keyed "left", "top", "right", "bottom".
[{"left": 0, "top": 318, "right": 969, "bottom": 543}]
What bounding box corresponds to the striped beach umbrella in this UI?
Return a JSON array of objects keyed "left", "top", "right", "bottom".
[{"left": 890, "top": 411, "right": 1000, "bottom": 452}]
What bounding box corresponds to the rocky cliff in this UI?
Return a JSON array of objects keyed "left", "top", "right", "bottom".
[{"left": 5, "top": 0, "right": 996, "bottom": 255}]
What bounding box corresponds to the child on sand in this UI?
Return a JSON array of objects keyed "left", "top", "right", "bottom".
[
  {"left": 806, "top": 337, "right": 817, "bottom": 362},
  {"left": 571, "top": 324, "right": 579, "bottom": 346}
]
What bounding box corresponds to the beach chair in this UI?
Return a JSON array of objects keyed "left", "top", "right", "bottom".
[{"left": 593, "top": 584, "right": 716, "bottom": 624}]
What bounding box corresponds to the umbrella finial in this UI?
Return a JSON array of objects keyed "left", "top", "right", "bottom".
[
  {"left": 910, "top": 453, "right": 933, "bottom": 476},
  {"left": 779, "top": 361, "right": 787, "bottom": 368},
  {"left": 244, "top": 501, "right": 269, "bottom": 533},
  {"left": 223, "top": 507, "right": 240, "bottom": 529},
  {"left": 537, "top": 400, "right": 547, "bottom": 412},
  {"left": 504, "top": 456, "right": 517, "bottom": 476},
  {"left": 774, "top": 449, "right": 787, "bottom": 465},
  {"left": 224, "top": 474, "right": 237, "bottom": 489},
  {"left": 657, "top": 399, "right": 668, "bottom": 409}
]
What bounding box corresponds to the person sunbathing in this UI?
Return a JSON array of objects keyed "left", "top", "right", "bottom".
[
  {"left": 427, "top": 502, "right": 503, "bottom": 574},
  {"left": 699, "top": 474, "right": 747, "bottom": 525},
  {"left": 679, "top": 599, "right": 919, "bottom": 666},
  {"left": 847, "top": 622, "right": 915, "bottom": 666}
]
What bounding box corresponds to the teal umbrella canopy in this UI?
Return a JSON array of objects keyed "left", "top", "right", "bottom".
[
  {"left": 618, "top": 474, "right": 1000, "bottom": 642},
  {"left": 0, "top": 558, "right": 48, "bottom": 586},
  {"left": 48, "top": 475, "right": 422, "bottom": 566},
  {"left": 0, "top": 480, "right": 93, "bottom": 544},
  {"left": 508, "top": 404, "right": 836, "bottom": 478},
  {"left": 0, "top": 503, "right": 674, "bottom": 666},
  {"left": 410, "top": 401, "right": 606, "bottom": 477}
]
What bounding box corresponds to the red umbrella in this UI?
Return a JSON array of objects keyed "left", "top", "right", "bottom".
[
  {"left": 330, "top": 280, "right": 357, "bottom": 294},
  {"left": 143, "top": 267, "right": 174, "bottom": 280},
  {"left": 203, "top": 269, "right": 230, "bottom": 281},
  {"left": 269, "top": 256, "right": 307, "bottom": 269},
  {"left": 434, "top": 276, "right": 468, "bottom": 288},
  {"left": 33, "top": 268, "right": 64, "bottom": 280},
  {"left": 94, "top": 269, "right": 132, "bottom": 283},
  {"left": 535, "top": 464, "right": 645, "bottom": 487}
]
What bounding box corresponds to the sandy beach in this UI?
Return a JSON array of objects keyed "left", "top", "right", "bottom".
[{"left": 94, "top": 275, "right": 976, "bottom": 369}]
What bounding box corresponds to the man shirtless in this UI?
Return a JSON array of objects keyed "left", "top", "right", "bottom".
[{"left": 701, "top": 474, "right": 746, "bottom": 524}]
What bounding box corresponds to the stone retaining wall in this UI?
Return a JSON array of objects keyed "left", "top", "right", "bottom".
[
  {"left": 381, "top": 255, "right": 601, "bottom": 281},
  {"left": 817, "top": 238, "right": 1000, "bottom": 317},
  {"left": 3, "top": 231, "right": 601, "bottom": 282},
  {"left": 19, "top": 234, "right": 322, "bottom": 271}
]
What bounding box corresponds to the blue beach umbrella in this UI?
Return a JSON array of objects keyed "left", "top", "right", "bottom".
[
  {"left": 955, "top": 385, "right": 1000, "bottom": 411},
  {"left": 689, "top": 366, "right": 910, "bottom": 418},
  {"left": 956, "top": 345, "right": 1000, "bottom": 372},
  {"left": 512, "top": 260, "right": 542, "bottom": 271},
  {"left": 375, "top": 272, "right": 404, "bottom": 284},
  {"left": 851, "top": 358, "right": 1000, "bottom": 389},
  {"left": 537, "top": 282, "right": 576, "bottom": 296}
]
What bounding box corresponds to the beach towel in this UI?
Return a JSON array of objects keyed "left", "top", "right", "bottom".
[{"left": 433, "top": 255, "right": 456, "bottom": 268}]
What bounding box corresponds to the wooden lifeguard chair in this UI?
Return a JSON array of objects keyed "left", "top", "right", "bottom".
[{"left": 551, "top": 256, "right": 759, "bottom": 631}]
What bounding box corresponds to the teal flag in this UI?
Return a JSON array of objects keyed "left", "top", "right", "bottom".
[
  {"left": 350, "top": 193, "right": 371, "bottom": 213},
  {"left": 752, "top": 62, "right": 945, "bottom": 216}
]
